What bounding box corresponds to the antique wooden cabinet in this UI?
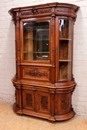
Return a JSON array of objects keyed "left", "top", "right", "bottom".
[{"left": 9, "top": 2, "right": 79, "bottom": 121}]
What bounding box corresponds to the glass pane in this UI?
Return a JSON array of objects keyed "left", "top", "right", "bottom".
[
  {"left": 59, "top": 19, "right": 72, "bottom": 80},
  {"left": 59, "top": 19, "right": 72, "bottom": 39},
  {"left": 59, "top": 62, "right": 71, "bottom": 79},
  {"left": 23, "top": 21, "right": 50, "bottom": 61}
]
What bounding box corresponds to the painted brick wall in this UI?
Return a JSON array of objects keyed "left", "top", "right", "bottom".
[{"left": 0, "top": 0, "right": 87, "bottom": 117}]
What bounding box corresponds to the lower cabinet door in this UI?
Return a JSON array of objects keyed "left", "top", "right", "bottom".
[
  {"left": 22, "top": 89, "right": 51, "bottom": 113},
  {"left": 22, "top": 89, "right": 35, "bottom": 111},
  {"left": 36, "top": 92, "right": 51, "bottom": 114},
  {"left": 55, "top": 93, "right": 71, "bottom": 115}
]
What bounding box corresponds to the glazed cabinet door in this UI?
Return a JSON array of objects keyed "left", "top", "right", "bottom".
[
  {"left": 20, "top": 18, "right": 51, "bottom": 62},
  {"left": 56, "top": 18, "right": 73, "bottom": 81},
  {"left": 20, "top": 17, "right": 55, "bottom": 83}
]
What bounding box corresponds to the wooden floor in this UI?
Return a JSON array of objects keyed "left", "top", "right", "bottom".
[{"left": 0, "top": 101, "right": 87, "bottom": 130}]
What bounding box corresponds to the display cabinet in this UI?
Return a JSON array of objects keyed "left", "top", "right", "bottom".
[{"left": 9, "top": 2, "right": 79, "bottom": 121}]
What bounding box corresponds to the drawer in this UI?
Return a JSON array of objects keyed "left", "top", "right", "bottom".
[{"left": 21, "top": 66, "right": 51, "bottom": 81}]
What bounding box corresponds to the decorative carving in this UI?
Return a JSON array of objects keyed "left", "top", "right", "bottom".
[
  {"left": 56, "top": 8, "right": 74, "bottom": 13},
  {"left": 20, "top": 10, "right": 32, "bottom": 16},
  {"left": 61, "top": 98, "right": 69, "bottom": 110},
  {"left": 26, "top": 94, "right": 32, "bottom": 107},
  {"left": 20, "top": 8, "right": 51, "bottom": 16},
  {"left": 26, "top": 69, "right": 48, "bottom": 77},
  {"left": 37, "top": 8, "right": 51, "bottom": 14},
  {"left": 32, "top": 9, "right": 37, "bottom": 14},
  {"left": 56, "top": 8, "right": 68, "bottom": 12},
  {"left": 41, "top": 96, "right": 48, "bottom": 109}
]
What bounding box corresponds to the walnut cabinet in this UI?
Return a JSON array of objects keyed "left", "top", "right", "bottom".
[{"left": 9, "top": 2, "right": 79, "bottom": 121}]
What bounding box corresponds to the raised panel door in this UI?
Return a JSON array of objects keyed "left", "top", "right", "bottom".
[
  {"left": 36, "top": 92, "right": 51, "bottom": 114},
  {"left": 22, "top": 89, "right": 35, "bottom": 110}
]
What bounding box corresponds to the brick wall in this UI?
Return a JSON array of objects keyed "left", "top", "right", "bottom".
[{"left": 0, "top": 0, "right": 87, "bottom": 117}]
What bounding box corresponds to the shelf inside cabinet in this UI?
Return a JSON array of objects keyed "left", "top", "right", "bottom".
[
  {"left": 24, "top": 26, "right": 49, "bottom": 30},
  {"left": 59, "top": 62, "right": 71, "bottom": 80},
  {"left": 59, "top": 59, "right": 71, "bottom": 62},
  {"left": 23, "top": 51, "right": 49, "bottom": 54},
  {"left": 24, "top": 38, "right": 49, "bottom": 41},
  {"left": 59, "top": 38, "right": 72, "bottom": 41}
]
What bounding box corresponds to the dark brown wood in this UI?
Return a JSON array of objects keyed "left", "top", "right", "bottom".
[{"left": 9, "top": 2, "right": 79, "bottom": 121}]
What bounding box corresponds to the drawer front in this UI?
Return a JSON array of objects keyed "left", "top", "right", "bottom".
[{"left": 21, "top": 66, "right": 50, "bottom": 81}]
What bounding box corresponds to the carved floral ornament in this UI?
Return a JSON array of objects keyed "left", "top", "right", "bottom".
[{"left": 25, "top": 69, "right": 48, "bottom": 77}]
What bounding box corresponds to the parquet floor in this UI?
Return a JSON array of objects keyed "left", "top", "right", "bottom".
[{"left": 0, "top": 102, "right": 87, "bottom": 130}]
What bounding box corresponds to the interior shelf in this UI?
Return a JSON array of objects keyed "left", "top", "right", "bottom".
[
  {"left": 59, "top": 38, "right": 72, "bottom": 41},
  {"left": 24, "top": 51, "right": 49, "bottom": 54},
  {"left": 59, "top": 59, "right": 71, "bottom": 62},
  {"left": 24, "top": 38, "right": 49, "bottom": 41}
]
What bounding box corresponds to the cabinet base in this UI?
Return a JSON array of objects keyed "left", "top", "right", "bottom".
[
  {"left": 55, "top": 111, "right": 75, "bottom": 121},
  {"left": 13, "top": 103, "right": 75, "bottom": 122}
]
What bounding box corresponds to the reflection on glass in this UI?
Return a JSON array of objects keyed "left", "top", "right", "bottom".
[
  {"left": 23, "top": 21, "right": 49, "bottom": 61},
  {"left": 59, "top": 19, "right": 72, "bottom": 80},
  {"left": 59, "top": 19, "right": 72, "bottom": 39}
]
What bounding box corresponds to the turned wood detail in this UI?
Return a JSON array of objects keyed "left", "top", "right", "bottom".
[
  {"left": 55, "top": 8, "right": 74, "bottom": 13},
  {"left": 25, "top": 69, "right": 48, "bottom": 77}
]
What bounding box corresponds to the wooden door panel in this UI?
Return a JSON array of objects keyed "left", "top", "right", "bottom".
[
  {"left": 36, "top": 92, "right": 50, "bottom": 114},
  {"left": 55, "top": 93, "right": 71, "bottom": 115},
  {"left": 22, "top": 90, "right": 35, "bottom": 110}
]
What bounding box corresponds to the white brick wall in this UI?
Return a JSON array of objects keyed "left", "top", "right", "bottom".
[{"left": 0, "top": 0, "right": 87, "bottom": 117}]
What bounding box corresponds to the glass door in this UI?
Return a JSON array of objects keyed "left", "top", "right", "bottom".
[
  {"left": 23, "top": 20, "right": 50, "bottom": 61},
  {"left": 59, "top": 19, "right": 73, "bottom": 80}
]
